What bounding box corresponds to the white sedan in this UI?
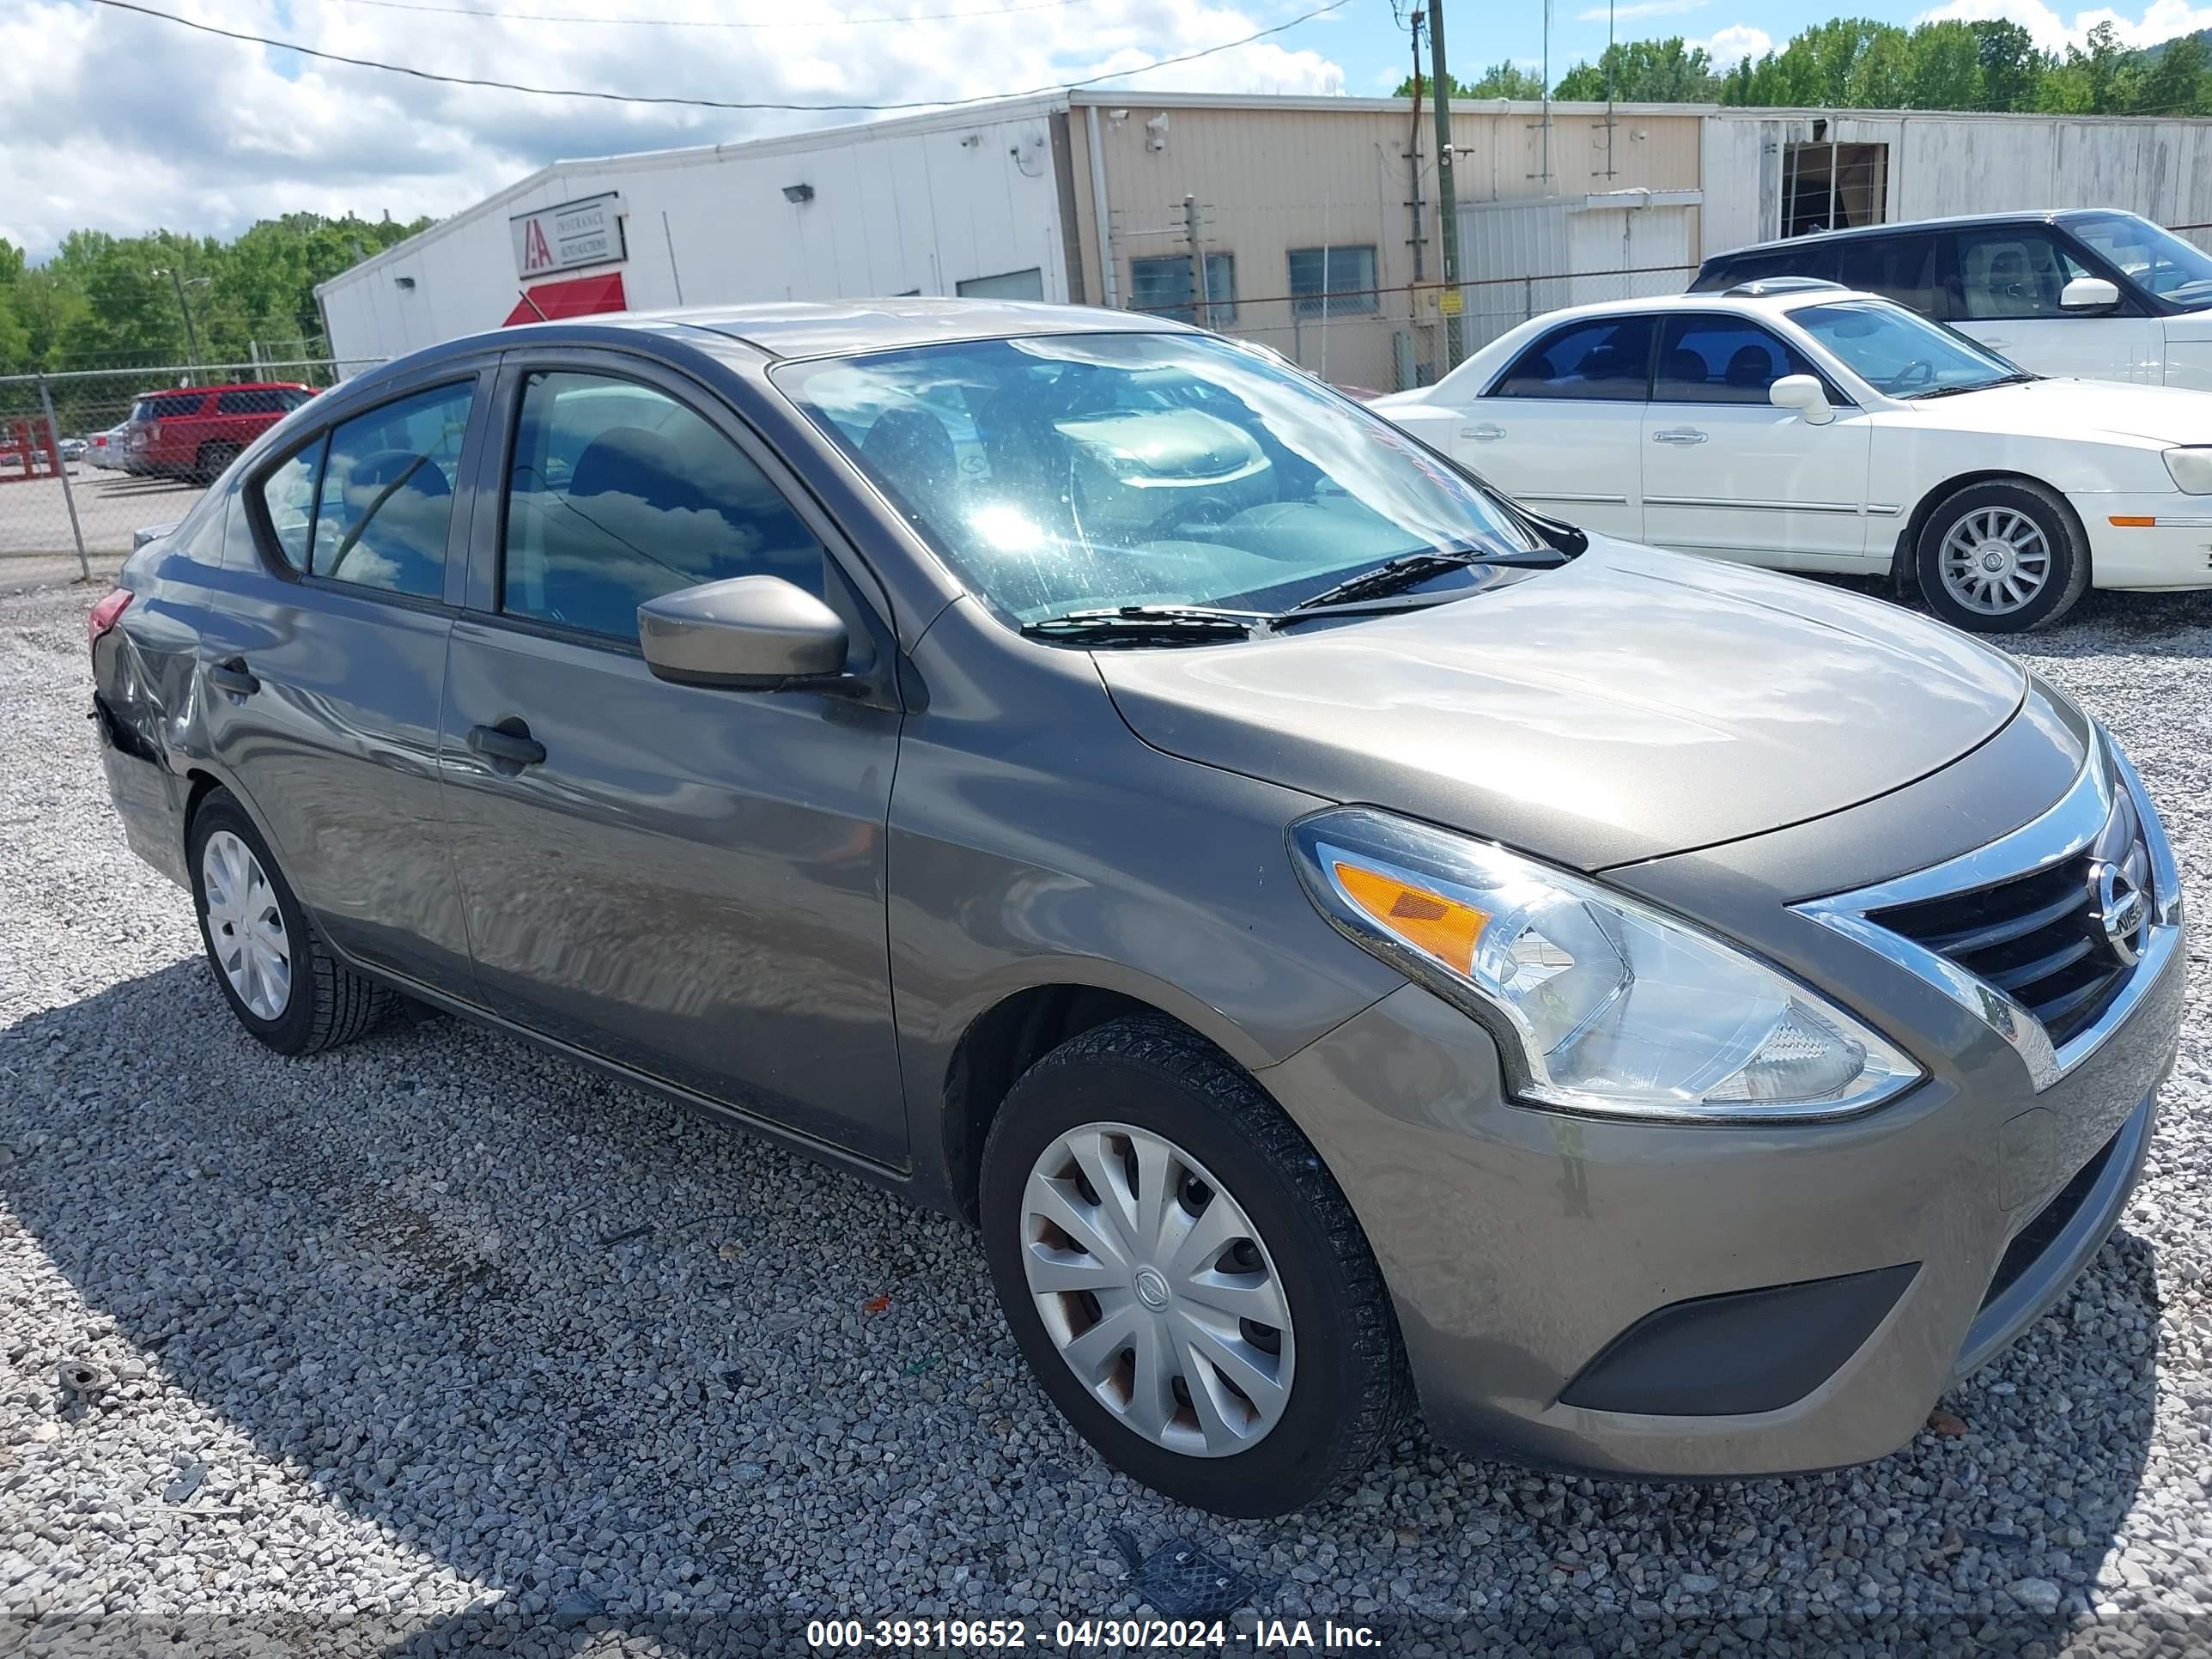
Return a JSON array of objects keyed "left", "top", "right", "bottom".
[{"left": 1375, "top": 281, "right": 2212, "bottom": 631}]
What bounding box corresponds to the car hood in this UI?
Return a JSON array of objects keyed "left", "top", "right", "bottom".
[
  {"left": 1096, "top": 538, "right": 2027, "bottom": 871},
  {"left": 1914, "top": 377, "right": 2210, "bottom": 445}
]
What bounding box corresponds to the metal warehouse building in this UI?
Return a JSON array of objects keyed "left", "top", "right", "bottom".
[{"left": 317, "top": 93, "right": 2212, "bottom": 394}]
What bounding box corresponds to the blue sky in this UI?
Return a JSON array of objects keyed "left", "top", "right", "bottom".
[{"left": 7, "top": 0, "right": 2203, "bottom": 251}]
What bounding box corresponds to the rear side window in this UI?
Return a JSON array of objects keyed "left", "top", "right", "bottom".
[
  {"left": 151, "top": 392, "right": 204, "bottom": 420},
  {"left": 1491, "top": 316, "right": 1655, "bottom": 401},
  {"left": 1653, "top": 316, "right": 1837, "bottom": 404},
  {"left": 252, "top": 380, "right": 475, "bottom": 597},
  {"left": 500, "top": 370, "right": 828, "bottom": 642},
  {"left": 1837, "top": 234, "right": 1941, "bottom": 317}
]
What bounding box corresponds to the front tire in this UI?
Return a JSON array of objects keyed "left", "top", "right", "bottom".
[
  {"left": 188, "top": 790, "right": 391, "bottom": 1054},
  {"left": 1915, "top": 478, "right": 2088, "bottom": 633},
  {"left": 980, "top": 1016, "right": 1410, "bottom": 1516}
]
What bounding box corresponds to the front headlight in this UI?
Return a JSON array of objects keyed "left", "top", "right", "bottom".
[
  {"left": 2165, "top": 447, "right": 2212, "bottom": 494},
  {"left": 1291, "top": 808, "right": 1921, "bottom": 1122}
]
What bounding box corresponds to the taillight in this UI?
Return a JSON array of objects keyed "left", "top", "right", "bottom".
[{"left": 88, "top": 588, "right": 133, "bottom": 645}]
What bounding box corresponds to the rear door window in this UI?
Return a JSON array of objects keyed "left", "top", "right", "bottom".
[
  {"left": 216, "top": 388, "right": 288, "bottom": 416},
  {"left": 251, "top": 380, "right": 475, "bottom": 597},
  {"left": 152, "top": 392, "right": 205, "bottom": 421},
  {"left": 1837, "top": 234, "right": 1942, "bottom": 317},
  {"left": 499, "top": 369, "right": 829, "bottom": 642},
  {"left": 1490, "top": 316, "right": 1656, "bottom": 400}
]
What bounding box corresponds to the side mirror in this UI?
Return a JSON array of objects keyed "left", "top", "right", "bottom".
[
  {"left": 1769, "top": 374, "right": 1835, "bottom": 426},
  {"left": 2060, "top": 275, "right": 2121, "bottom": 313},
  {"left": 638, "top": 574, "right": 850, "bottom": 690}
]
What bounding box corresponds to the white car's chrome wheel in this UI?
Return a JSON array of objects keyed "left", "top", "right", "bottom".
[
  {"left": 200, "top": 828, "right": 292, "bottom": 1020},
  {"left": 1020, "top": 1121, "right": 1294, "bottom": 1457},
  {"left": 1938, "top": 505, "right": 2052, "bottom": 617}
]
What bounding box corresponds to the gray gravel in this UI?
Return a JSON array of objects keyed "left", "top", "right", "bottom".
[{"left": 3, "top": 574, "right": 2211, "bottom": 1657}]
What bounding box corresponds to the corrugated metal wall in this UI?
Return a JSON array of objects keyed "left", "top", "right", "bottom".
[
  {"left": 319, "top": 99, "right": 1072, "bottom": 364},
  {"left": 1705, "top": 111, "right": 2212, "bottom": 257},
  {"left": 1073, "top": 95, "right": 1704, "bottom": 390}
]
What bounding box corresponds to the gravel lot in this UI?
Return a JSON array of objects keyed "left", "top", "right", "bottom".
[{"left": 3, "top": 574, "right": 2210, "bottom": 1657}]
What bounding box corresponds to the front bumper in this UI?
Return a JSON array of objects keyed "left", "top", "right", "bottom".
[
  {"left": 1257, "top": 729, "right": 2185, "bottom": 1480},
  {"left": 2082, "top": 492, "right": 2212, "bottom": 589}
]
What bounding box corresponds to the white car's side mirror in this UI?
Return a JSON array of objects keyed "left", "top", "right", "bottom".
[
  {"left": 2060, "top": 276, "right": 2122, "bottom": 313},
  {"left": 1770, "top": 374, "right": 1835, "bottom": 426}
]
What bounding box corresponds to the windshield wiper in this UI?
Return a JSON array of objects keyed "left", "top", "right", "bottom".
[
  {"left": 1280, "top": 550, "right": 1499, "bottom": 616},
  {"left": 1019, "top": 605, "right": 1259, "bottom": 647},
  {"left": 1908, "top": 372, "right": 2038, "bottom": 400}
]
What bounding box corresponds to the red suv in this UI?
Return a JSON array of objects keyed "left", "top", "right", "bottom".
[{"left": 125, "top": 383, "right": 314, "bottom": 483}]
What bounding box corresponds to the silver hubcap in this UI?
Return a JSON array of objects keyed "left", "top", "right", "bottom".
[
  {"left": 200, "top": 830, "right": 291, "bottom": 1021},
  {"left": 1939, "top": 507, "right": 2051, "bottom": 616},
  {"left": 1020, "top": 1122, "right": 1294, "bottom": 1458}
]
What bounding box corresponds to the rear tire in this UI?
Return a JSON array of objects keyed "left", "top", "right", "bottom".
[
  {"left": 979, "top": 1015, "right": 1411, "bottom": 1516},
  {"left": 187, "top": 790, "right": 391, "bottom": 1055},
  {"left": 1914, "top": 478, "right": 2087, "bottom": 633}
]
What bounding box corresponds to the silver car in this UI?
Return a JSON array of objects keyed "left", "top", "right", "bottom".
[{"left": 89, "top": 301, "right": 2185, "bottom": 1516}]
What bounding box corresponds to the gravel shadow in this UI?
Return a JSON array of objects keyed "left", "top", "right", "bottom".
[{"left": 0, "top": 951, "right": 2182, "bottom": 1656}]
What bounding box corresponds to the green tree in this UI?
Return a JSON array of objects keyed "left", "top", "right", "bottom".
[
  {"left": 1553, "top": 37, "right": 1719, "bottom": 102},
  {"left": 1394, "top": 63, "right": 1548, "bottom": 99},
  {"left": 2127, "top": 33, "right": 2209, "bottom": 114},
  {"left": 2038, "top": 21, "right": 2130, "bottom": 112},
  {"left": 1905, "top": 21, "right": 1985, "bottom": 111},
  {"left": 1972, "top": 18, "right": 2046, "bottom": 111}
]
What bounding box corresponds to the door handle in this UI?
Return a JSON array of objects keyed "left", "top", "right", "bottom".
[
  {"left": 1460, "top": 422, "right": 1506, "bottom": 442},
  {"left": 1651, "top": 428, "right": 1709, "bottom": 445},
  {"left": 467, "top": 721, "right": 546, "bottom": 770},
  {"left": 208, "top": 658, "right": 259, "bottom": 696}
]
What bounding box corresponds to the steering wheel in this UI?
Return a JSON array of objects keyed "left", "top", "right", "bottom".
[{"left": 1888, "top": 358, "right": 1936, "bottom": 394}]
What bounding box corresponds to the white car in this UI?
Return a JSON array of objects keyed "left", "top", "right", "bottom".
[{"left": 1375, "top": 282, "right": 2212, "bottom": 632}]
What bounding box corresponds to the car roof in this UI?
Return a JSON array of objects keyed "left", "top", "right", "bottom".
[
  {"left": 1494, "top": 288, "right": 1882, "bottom": 330},
  {"left": 485, "top": 297, "right": 1190, "bottom": 365},
  {"left": 1707, "top": 207, "right": 2130, "bottom": 262}
]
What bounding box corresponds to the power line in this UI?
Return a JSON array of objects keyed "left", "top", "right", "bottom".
[
  {"left": 89, "top": 0, "right": 1352, "bottom": 112},
  {"left": 319, "top": 0, "right": 1092, "bottom": 29}
]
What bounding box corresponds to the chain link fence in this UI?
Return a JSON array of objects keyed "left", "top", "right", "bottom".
[
  {"left": 1129, "top": 261, "right": 1700, "bottom": 395},
  {"left": 0, "top": 357, "right": 378, "bottom": 576}
]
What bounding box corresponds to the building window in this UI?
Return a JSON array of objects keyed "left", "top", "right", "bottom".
[
  {"left": 1783, "top": 142, "right": 1887, "bottom": 239},
  {"left": 1127, "top": 252, "right": 1237, "bottom": 325},
  {"left": 955, "top": 268, "right": 1045, "bottom": 301},
  {"left": 1288, "top": 246, "right": 1378, "bottom": 318}
]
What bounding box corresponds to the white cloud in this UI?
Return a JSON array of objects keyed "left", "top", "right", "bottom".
[
  {"left": 1575, "top": 0, "right": 1707, "bottom": 21},
  {"left": 1692, "top": 22, "right": 1772, "bottom": 64},
  {"left": 1913, "top": 0, "right": 2212, "bottom": 52},
  {"left": 1, "top": 0, "right": 1346, "bottom": 258}
]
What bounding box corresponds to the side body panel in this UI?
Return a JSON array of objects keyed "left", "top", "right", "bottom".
[
  {"left": 884, "top": 598, "right": 1406, "bottom": 1196},
  {"left": 188, "top": 358, "right": 497, "bottom": 995}
]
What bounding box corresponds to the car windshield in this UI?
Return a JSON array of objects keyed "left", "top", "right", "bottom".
[
  {"left": 774, "top": 331, "right": 1537, "bottom": 625},
  {"left": 1790, "top": 300, "right": 2023, "bottom": 397},
  {"left": 2069, "top": 212, "right": 2212, "bottom": 307}
]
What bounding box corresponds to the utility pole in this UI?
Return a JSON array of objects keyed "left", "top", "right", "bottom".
[
  {"left": 1429, "top": 0, "right": 1464, "bottom": 368},
  {"left": 1406, "top": 9, "right": 1426, "bottom": 285},
  {"left": 1182, "top": 194, "right": 1206, "bottom": 325},
  {"left": 157, "top": 267, "right": 204, "bottom": 384}
]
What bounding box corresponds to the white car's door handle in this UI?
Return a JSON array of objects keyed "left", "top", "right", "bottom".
[
  {"left": 1651, "top": 428, "right": 1708, "bottom": 445},
  {"left": 1460, "top": 422, "right": 1505, "bottom": 441},
  {"left": 1981, "top": 337, "right": 2013, "bottom": 349}
]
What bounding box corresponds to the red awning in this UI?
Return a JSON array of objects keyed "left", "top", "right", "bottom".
[{"left": 503, "top": 270, "right": 628, "bottom": 327}]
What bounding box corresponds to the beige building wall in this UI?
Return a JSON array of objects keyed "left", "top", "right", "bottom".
[{"left": 1068, "top": 93, "right": 1705, "bottom": 391}]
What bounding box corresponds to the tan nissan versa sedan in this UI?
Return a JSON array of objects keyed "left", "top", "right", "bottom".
[{"left": 91, "top": 300, "right": 2185, "bottom": 1516}]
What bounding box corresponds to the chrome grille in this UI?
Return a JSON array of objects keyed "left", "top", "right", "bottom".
[{"left": 1867, "top": 791, "right": 2151, "bottom": 1050}]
